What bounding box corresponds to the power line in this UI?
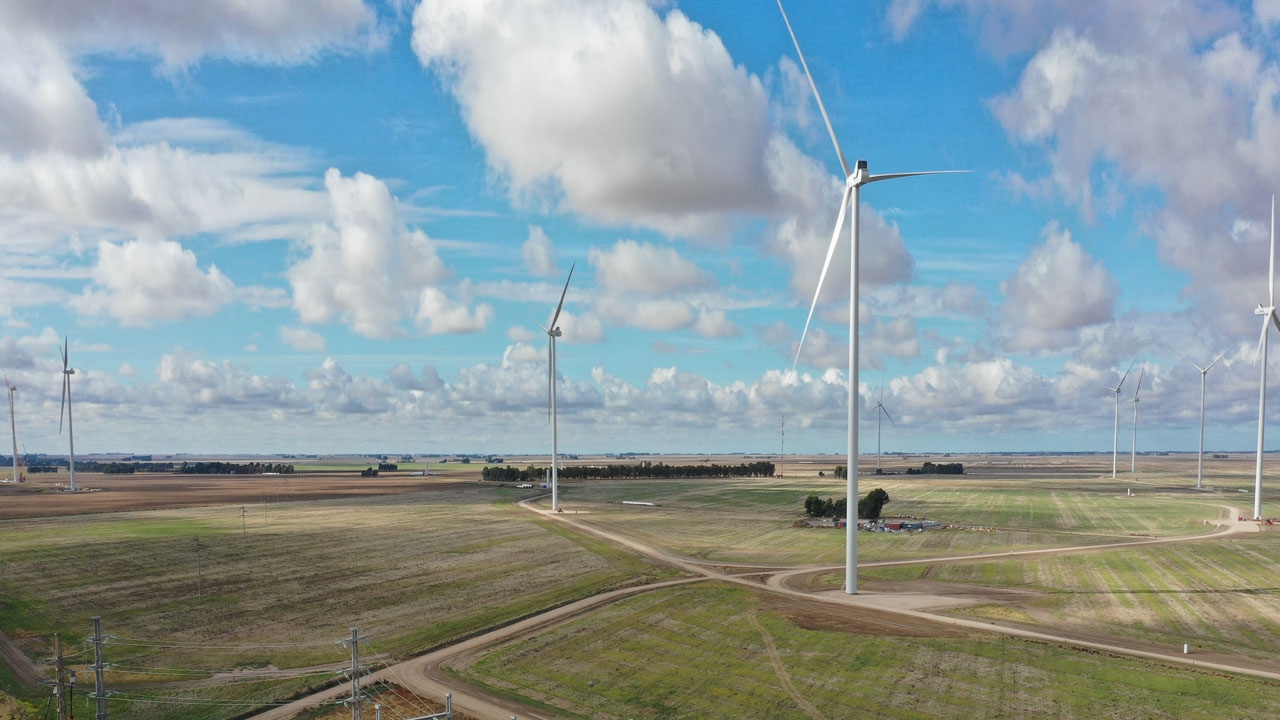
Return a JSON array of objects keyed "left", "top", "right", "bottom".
[
  {"left": 364, "top": 646, "right": 435, "bottom": 718},
  {"left": 108, "top": 638, "right": 337, "bottom": 649}
]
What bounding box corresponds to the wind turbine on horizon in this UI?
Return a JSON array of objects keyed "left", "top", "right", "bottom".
[
  {"left": 59, "top": 337, "right": 77, "bottom": 493},
  {"left": 543, "top": 263, "right": 574, "bottom": 513},
  {"left": 5, "top": 376, "right": 17, "bottom": 484},
  {"left": 873, "top": 382, "right": 894, "bottom": 474},
  {"left": 1253, "top": 196, "right": 1279, "bottom": 520},
  {"left": 1104, "top": 359, "right": 1136, "bottom": 479},
  {"left": 1130, "top": 368, "right": 1144, "bottom": 474},
  {"left": 779, "top": 0, "right": 966, "bottom": 595},
  {"left": 1177, "top": 350, "right": 1226, "bottom": 490}
]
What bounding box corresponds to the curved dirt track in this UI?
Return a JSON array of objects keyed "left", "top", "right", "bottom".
[{"left": 250, "top": 498, "right": 1272, "bottom": 720}]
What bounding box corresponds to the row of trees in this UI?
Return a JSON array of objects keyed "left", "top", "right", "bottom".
[
  {"left": 803, "top": 488, "right": 891, "bottom": 520},
  {"left": 907, "top": 462, "right": 963, "bottom": 475},
  {"left": 804, "top": 495, "right": 847, "bottom": 519},
  {"left": 481, "top": 460, "right": 776, "bottom": 483},
  {"left": 836, "top": 463, "right": 964, "bottom": 477},
  {"left": 71, "top": 461, "right": 297, "bottom": 475}
]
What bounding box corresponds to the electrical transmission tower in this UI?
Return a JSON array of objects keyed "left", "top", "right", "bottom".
[
  {"left": 86, "top": 616, "right": 112, "bottom": 719},
  {"left": 52, "top": 633, "right": 68, "bottom": 720},
  {"left": 338, "top": 628, "right": 369, "bottom": 720}
]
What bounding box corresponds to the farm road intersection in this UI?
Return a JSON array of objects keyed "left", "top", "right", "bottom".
[{"left": 248, "top": 493, "right": 1274, "bottom": 720}]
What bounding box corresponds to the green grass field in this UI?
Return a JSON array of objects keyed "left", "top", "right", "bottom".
[
  {"left": 863, "top": 535, "right": 1280, "bottom": 664},
  {"left": 0, "top": 486, "right": 672, "bottom": 719},
  {"left": 454, "top": 582, "right": 1280, "bottom": 719},
  {"left": 563, "top": 472, "right": 1229, "bottom": 564},
  {"left": 1, "top": 456, "right": 1273, "bottom": 719}
]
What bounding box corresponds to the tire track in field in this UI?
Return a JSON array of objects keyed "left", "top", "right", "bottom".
[{"left": 746, "top": 608, "right": 826, "bottom": 720}]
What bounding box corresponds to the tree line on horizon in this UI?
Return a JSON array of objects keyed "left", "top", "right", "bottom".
[
  {"left": 481, "top": 460, "right": 776, "bottom": 483},
  {"left": 24, "top": 460, "right": 297, "bottom": 475}
]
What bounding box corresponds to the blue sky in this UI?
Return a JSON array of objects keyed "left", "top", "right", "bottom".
[{"left": 2, "top": 0, "right": 1279, "bottom": 456}]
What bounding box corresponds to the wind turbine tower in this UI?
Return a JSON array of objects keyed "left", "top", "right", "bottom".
[
  {"left": 1130, "top": 369, "right": 1144, "bottom": 474},
  {"left": 1254, "top": 196, "right": 1279, "bottom": 519},
  {"left": 59, "top": 337, "right": 76, "bottom": 493},
  {"left": 4, "top": 377, "right": 16, "bottom": 484},
  {"left": 873, "top": 383, "right": 895, "bottom": 473},
  {"left": 1180, "top": 351, "right": 1225, "bottom": 490},
  {"left": 778, "top": 0, "right": 965, "bottom": 595},
  {"left": 1104, "top": 360, "right": 1136, "bottom": 479},
  {"left": 543, "top": 263, "right": 574, "bottom": 513}
]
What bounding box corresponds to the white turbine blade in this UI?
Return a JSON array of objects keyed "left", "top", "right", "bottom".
[
  {"left": 549, "top": 262, "right": 575, "bottom": 331},
  {"left": 1273, "top": 309, "right": 1280, "bottom": 334},
  {"left": 864, "top": 169, "right": 971, "bottom": 185},
  {"left": 59, "top": 377, "right": 67, "bottom": 435},
  {"left": 1170, "top": 347, "right": 1203, "bottom": 373},
  {"left": 1256, "top": 317, "right": 1270, "bottom": 365},
  {"left": 793, "top": 185, "right": 852, "bottom": 369},
  {"left": 1270, "top": 195, "right": 1276, "bottom": 305},
  {"left": 60, "top": 336, "right": 68, "bottom": 370},
  {"left": 1133, "top": 368, "right": 1144, "bottom": 398},
  {"left": 1205, "top": 350, "right": 1227, "bottom": 372},
  {"left": 775, "top": 0, "right": 851, "bottom": 177},
  {"left": 1116, "top": 358, "right": 1136, "bottom": 391},
  {"left": 882, "top": 406, "right": 896, "bottom": 427}
]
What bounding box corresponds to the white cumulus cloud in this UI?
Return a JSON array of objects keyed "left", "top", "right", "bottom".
[{"left": 73, "top": 239, "right": 233, "bottom": 326}]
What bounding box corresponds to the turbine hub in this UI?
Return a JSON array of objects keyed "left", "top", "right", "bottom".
[{"left": 550, "top": 328, "right": 562, "bottom": 337}]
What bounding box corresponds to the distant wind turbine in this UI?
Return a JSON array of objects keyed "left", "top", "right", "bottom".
[
  {"left": 1178, "top": 350, "right": 1226, "bottom": 490},
  {"left": 542, "top": 263, "right": 574, "bottom": 513},
  {"left": 5, "top": 377, "right": 17, "bottom": 484},
  {"left": 1130, "top": 368, "right": 1144, "bottom": 474},
  {"left": 1254, "top": 196, "right": 1279, "bottom": 519},
  {"left": 873, "top": 382, "right": 894, "bottom": 474},
  {"left": 59, "top": 337, "right": 76, "bottom": 493},
  {"left": 779, "top": 0, "right": 966, "bottom": 595},
  {"left": 1104, "top": 359, "right": 1136, "bottom": 479}
]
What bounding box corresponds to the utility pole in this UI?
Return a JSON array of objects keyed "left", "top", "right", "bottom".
[
  {"left": 86, "top": 617, "right": 110, "bottom": 719},
  {"left": 54, "top": 633, "right": 68, "bottom": 720},
  {"left": 241, "top": 506, "right": 247, "bottom": 544},
  {"left": 338, "top": 628, "right": 368, "bottom": 720}
]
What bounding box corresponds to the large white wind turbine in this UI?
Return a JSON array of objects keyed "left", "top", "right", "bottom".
[
  {"left": 4, "top": 377, "right": 17, "bottom": 484},
  {"left": 59, "top": 337, "right": 76, "bottom": 493},
  {"left": 1254, "top": 196, "right": 1279, "bottom": 520},
  {"left": 1179, "top": 351, "right": 1225, "bottom": 490},
  {"left": 779, "top": 0, "right": 965, "bottom": 595},
  {"left": 1129, "top": 368, "right": 1144, "bottom": 474},
  {"left": 1104, "top": 359, "right": 1136, "bottom": 479},
  {"left": 543, "top": 263, "right": 574, "bottom": 513},
  {"left": 873, "top": 383, "right": 894, "bottom": 474}
]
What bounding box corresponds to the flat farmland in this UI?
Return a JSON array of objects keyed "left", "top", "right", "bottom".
[
  {"left": 0, "top": 470, "right": 483, "bottom": 519},
  {"left": 450, "top": 583, "right": 1280, "bottom": 719},
  {"left": 562, "top": 459, "right": 1234, "bottom": 565},
  {"left": 2, "top": 452, "right": 1275, "bottom": 720},
  {"left": 0, "top": 481, "right": 673, "bottom": 720},
  {"left": 867, "top": 535, "right": 1280, "bottom": 666}
]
